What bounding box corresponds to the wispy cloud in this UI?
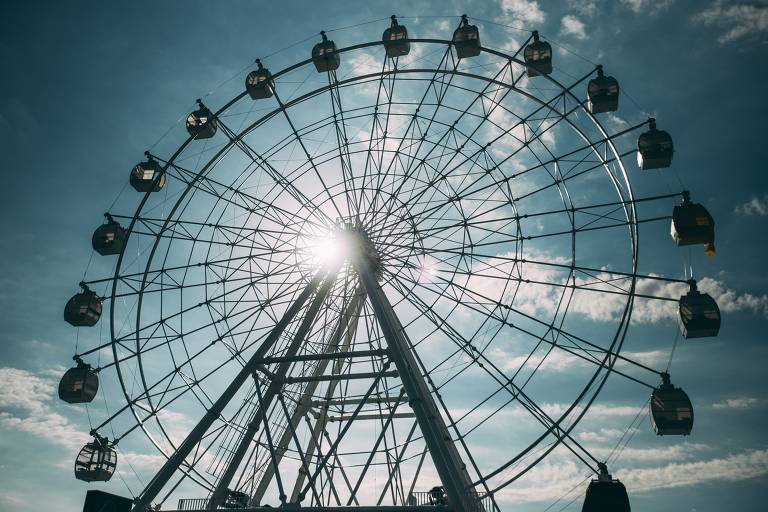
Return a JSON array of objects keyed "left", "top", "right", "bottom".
[
  {"left": 694, "top": 1, "right": 768, "bottom": 44},
  {"left": 467, "top": 251, "right": 768, "bottom": 325},
  {"left": 0, "top": 367, "right": 89, "bottom": 452},
  {"left": 712, "top": 396, "right": 764, "bottom": 409},
  {"left": 624, "top": 448, "right": 768, "bottom": 491},
  {"left": 500, "top": 0, "right": 547, "bottom": 25},
  {"left": 560, "top": 15, "right": 588, "bottom": 39},
  {"left": 568, "top": 0, "right": 598, "bottom": 17},
  {"left": 735, "top": 195, "right": 768, "bottom": 216},
  {"left": 494, "top": 447, "right": 768, "bottom": 504},
  {"left": 621, "top": 0, "right": 675, "bottom": 15}
]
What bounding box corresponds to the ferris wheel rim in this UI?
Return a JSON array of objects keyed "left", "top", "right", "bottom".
[{"left": 100, "top": 33, "right": 646, "bottom": 497}]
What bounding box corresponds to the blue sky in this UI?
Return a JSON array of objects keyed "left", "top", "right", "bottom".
[{"left": 1, "top": 1, "right": 768, "bottom": 511}]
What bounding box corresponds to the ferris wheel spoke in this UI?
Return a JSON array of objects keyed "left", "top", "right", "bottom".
[
  {"left": 380, "top": 190, "right": 682, "bottom": 246},
  {"left": 270, "top": 87, "right": 348, "bottom": 221},
  {"left": 366, "top": 44, "right": 455, "bottom": 217},
  {"left": 377, "top": 60, "right": 517, "bottom": 226},
  {"left": 383, "top": 274, "right": 613, "bottom": 483},
  {"left": 355, "top": 54, "right": 397, "bottom": 216},
  {"left": 162, "top": 160, "right": 320, "bottom": 233},
  {"left": 382, "top": 68, "right": 597, "bottom": 226},
  {"left": 325, "top": 69, "right": 359, "bottom": 218},
  {"left": 390, "top": 263, "right": 663, "bottom": 384},
  {"left": 214, "top": 118, "right": 337, "bottom": 228}
]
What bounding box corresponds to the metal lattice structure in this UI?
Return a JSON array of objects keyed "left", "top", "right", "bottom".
[{"left": 63, "top": 15, "right": 720, "bottom": 512}]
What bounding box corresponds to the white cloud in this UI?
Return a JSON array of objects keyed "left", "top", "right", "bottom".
[
  {"left": 577, "top": 427, "right": 628, "bottom": 442},
  {"left": 500, "top": 0, "right": 547, "bottom": 25},
  {"left": 624, "top": 448, "right": 768, "bottom": 492},
  {"left": 593, "top": 442, "right": 710, "bottom": 463},
  {"left": 465, "top": 250, "right": 768, "bottom": 327},
  {"left": 569, "top": 0, "right": 598, "bottom": 17},
  {"left": 712, "top": 396, "right": 763, "bottom": 410},
  {"left": 695, "top": 1, "right": 768, "bottom": 44},
  {"left": 621, "top": 0, "right": 674, "bottom": 15},
  {"left": 735, "top": 195, "right": 768, "bottom": 216},
  {"left": 560, "top": 15, "right": 588, "bottom": 40},
  {"left": 494, "top": 448, "right": 768, "bottom": 505},
  {"left": 699, "top": 276, "right": 768, "bottom": 316},
  {"left": 0, "top": 367, "right": 91, "bottom": 452},
  {"left": 0, "top": 367, "right": 55, "bottom": 414}
]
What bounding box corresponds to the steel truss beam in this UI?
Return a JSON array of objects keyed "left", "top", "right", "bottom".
[
  {"left": 351, "top": 242, "right": 482, "bottom": 512},
  {"left": 207, "top": 265, "right": 342, "bottom": 509},
  {"left": 251, "top": 286, "right": 366, "bottom": 505},
  {"left": 131, "top": 270, "right": 329, "bottom": 512}
]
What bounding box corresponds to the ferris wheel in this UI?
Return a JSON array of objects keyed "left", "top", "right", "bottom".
[{"left": 60, "top": 14, "right": 722, "bottom": 512}]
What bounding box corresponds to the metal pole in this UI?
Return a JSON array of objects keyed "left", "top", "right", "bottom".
[
  {"left": 207, "top": 266, "right": 340, "bottom": 509},
  {"left": 352, "top": 248, "right": 479, "bottom": 512},
  {"left": 131, "top": 270, "right": 326, "bottom": 512},
  {"left": 251, "top": 286, "right": 364, "bottom": 505}
]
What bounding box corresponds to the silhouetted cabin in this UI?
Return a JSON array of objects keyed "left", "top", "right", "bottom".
[
  {"left": 651, "top": 373, "right": 693, "bottom": 435},
  {"left": 246, "top": 60, "right": 273, "bottom": 100},
  {"left": 679, "top": 280, "right": 721, "bottom": 338},
  {"left": 637, "top": 118, "right": 673, "bottom": 169},
  {"left": 129, "top": 154, "right": 165, "bottom": 193},
  {"left": 59, "top": 359, "right": 99, "bottom": 404},
  {"left": 92, "top": 215, "right": 127, "bottom": 256},
  {"left": 223, "top": 490, "right": 249, "bottom": 509},
  {"left": 587, "top": 65, "right": 619, "bottom": 114},
  {"left": 75, "top": 435, "right": 117, "bottom": 482},
  {"left": 312, "top": 31, "right": 340, "bottom": 73},
  {"left": 64, "top": 284, "right": 102, "bottom": 327},
  {"left": 186, "top": 100, "right": 217, "bottom": 139},
  {"left": 671, "top": 191, "right": 715, "bottom": 256},
  {"left": 582, "top": 464, "right": 630, "bottom": 512},
  {"left": 83, "top": 490, "right": 132, "bottom": 512},
  {"left": 452, "top": 15, "right": 480, "bottom": 59},
  {"left": 383, "top": 15, "right": 410, "bottom": 58},
  {"left": 428, "top": 486, "right": 447, "bottom": 506},
  {"left": 524, "top": 31, "right": 552, "bottom": 77}
]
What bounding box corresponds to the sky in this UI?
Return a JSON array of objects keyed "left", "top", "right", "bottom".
[{"left": 1, "top": 0, "right": 768, "bottom": 511}]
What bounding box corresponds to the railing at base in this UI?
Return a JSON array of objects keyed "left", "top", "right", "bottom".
[
  {"left": 177, "top": 498, "right": 209, "bottom": 510},
  {"left": 408, "top": 491, "right": 492, "bottom": 510}
]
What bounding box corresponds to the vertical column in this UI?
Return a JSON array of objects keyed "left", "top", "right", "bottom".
[
  {"left": 353, "top": 253, "right": 480, "bottom": 512},
  {"left": 131, "top": 271, "right": 325, "bottom": 512},
  {"left": 207, "top": 267, "right": 340, "bottom": 509}
]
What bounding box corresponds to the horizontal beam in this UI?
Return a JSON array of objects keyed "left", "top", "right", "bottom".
[
  {"left": 172, "top": 507, "right": 453, "bottom": 512},
  {"left": 283, "top": 370, "right": 399, "bottom": 384},
  {"left": 256, "top": 349, "right": 389, "bottom": 365},
  {"left": 312, "top": 396, "right": 408, "bottom": 407},
  {"left": 325, "top": 412, "right": 417, "bottom": 423}
]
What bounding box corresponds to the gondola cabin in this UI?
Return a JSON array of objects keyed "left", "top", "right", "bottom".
[
  {"left": 75, "top": 435, "right": 117, "bottom": 482},
  {"left": 428, "top": 486, "right": 447, "bottom": 505},
  {"left": 582, "top": 464, "right": 630, "bottom": 512},
  {"left": 452, "top": 15, "right": 480, "bottom": 59},
  {"left": 246, "top": 60, "right": 273, "bottom": 100},
  {"left": 671, "top": 192, "right": 715, "bottom": 256},
  {"left": 524, "top": 31, "right": 553, "bottom": 77},
  {"left": 637, "top": 118, "right": 673, "bottom": 169},
  {"left": 83, "top": 491, "right": 132, "bottom": 512},
  {"left": 651, "top": 373, "right": 693, "bottom": 435},
  {"left": 383, "top": 15, "right": 410, "bottom": 58},
  {"left": 64, "top": 285, "right": 101, "bottom": 327},
  {"left": 679, "top": 280, "right": 721, "bottom": 338},
  {"left": 312, "top": 31, "right": 340, "bottom": 73},
  {"left": 129, "top": 155, "right": 165, "bottom": 193},
  {"left": 587, "top": 65, "right": 619, "bottom": 114},
  {"left": 186, "top": 100, "right": 217, "bottom": 139},
  {"left": 92, "top": 215, "right": 127, "bottom": 256},
  {"left": 59, "top": 360, "right": 99, "bottom": 404},
  {"left": 224, "top": 490, "right": 249, "bottom": 508}
]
